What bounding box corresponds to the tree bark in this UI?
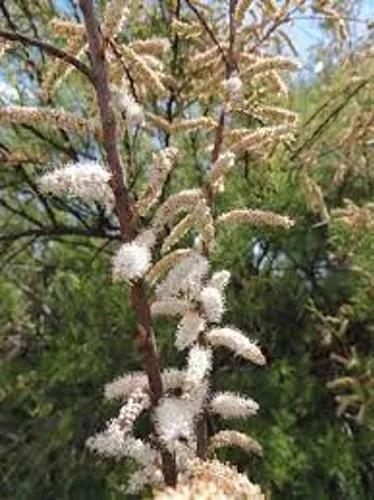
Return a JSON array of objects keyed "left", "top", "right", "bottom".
[{"left": 78, "top": 0, "right": 176, "bottom": 486}]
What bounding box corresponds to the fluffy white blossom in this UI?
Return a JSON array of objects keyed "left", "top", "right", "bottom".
[
  {"left": 127, "top": 466, "right": 164, "bottom": 494},
  {"left": 156, "top": 252, "right": 209, "bottom": 302},
  {"left": 151, "top": 298, "right": 191, "bottom": 317},
  {"left": 155, "top": 397, "right": 197, "bottom": 451},
  {"left": 87, "top": 396, "right": 152, "bottom": 458},
  {"left": 112, "top": 241, "right": 152, "bottom": 281},
  {"left": 165, "top": 458, "right": 264, "bottom": 499},
  {"left": 222, "top": 72, "right": 243, "bottom": 101},
  {"left": 174, "top": 440, "right": 197, "bottom": 472},
  {"left": 210, "top": 392, "right": 259, "bottom": 419},
  {"left": 176, "top": 311, "right": 206, "bottom": 350},
  {"left": 135, "top": 229, "right": 156, "bottom": 248},
  {"left": 162, "top": 368, "right": 186, "bottom": 391},
  {"left": 200, "top": 286, "right": 225, "bottom": 323},
  {"left": 206, "top": 327, "right": 266, "bottom": 365},
  {"left": 184, "top": 345, "right": 212, "bottom": 391},
  {"left": 87, "top": 423, "right": 158, "bottom": 463},
  {"left": 209, "top": 430, "right": 263, "bottom": 456},
  {"left": 86, "top": 418, "right": 125, "bottom": 457},
  {"left": 39, "top": 161, "right": 114, "bottom": 208},
  {"left": 104, "top": 371, "right": 148, "bottom": 400},
  {"left": 208, "top": 270, "right": 231, "bottom": 291},
  {"left": 117, "top": 389, "right": 151, "bottom": 434},
  {"left": 119, "top": 91, "right": 145, "bottom": 128},
  {"left": 121, "top": 436, "right": 159, "bottom": 467}
]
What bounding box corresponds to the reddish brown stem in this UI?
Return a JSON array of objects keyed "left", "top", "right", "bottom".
[
  {"left": 78, "top": 0, "right": 176, "bottom": 486},
  {"left": 0, "top": 29, "right": 92, "bottom": 81}
]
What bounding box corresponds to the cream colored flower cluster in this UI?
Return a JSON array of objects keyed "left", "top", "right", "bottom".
[
  {"left": 39, "top": 161, "right": 114, "bottom": 208},
  {"left": 154, "top": 459, "right": 264, "bottom": 500}
]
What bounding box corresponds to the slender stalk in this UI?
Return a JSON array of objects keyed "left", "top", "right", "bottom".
[
  {"left": 78, "top": 0, "right": 177, "bottom": 486},
  {"left": 0, "top": 29, "right": 93, "bottom": 81}
]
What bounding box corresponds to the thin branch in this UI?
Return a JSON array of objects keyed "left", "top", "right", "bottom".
[
  {"left": 19, "top": 166, "right": 58, "bottom": 227},
  {"left": 0, "top": 236, "right": 37, "bottom": 272},
  {"left": 78, "top": 0, "right": 177, "bottom": 486},
  {"left": 0, "top": 225, "right": 119, "bottom": 242},
  {"left": 0, "top": 29, "right": 93, "bottom": 82},
  {"left": 185, "top": 0, "right": 229, "bottom": 67},
  {"left": 210, "top": 0, "right": 237, "bottom": 174},
  {"left": 250, "top": 5, "right": 299, "bottom": 52},
  {"left": 291, "top": 79, "right": 369, "bottom": 160},
  {"left": 0, "top": 198, "right": 44, "bottom": 228}
]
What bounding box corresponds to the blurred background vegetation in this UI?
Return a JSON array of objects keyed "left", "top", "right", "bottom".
[{"left": 0, "top": 1, "right": 373, "bottom": 499}]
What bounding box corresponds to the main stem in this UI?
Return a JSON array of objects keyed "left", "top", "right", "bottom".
[{"left": 78, "top": 0, "right": 176, "bottom": 486}]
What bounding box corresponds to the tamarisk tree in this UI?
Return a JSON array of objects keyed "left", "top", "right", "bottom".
[{"left": 0, "top": 0, "right": 352, "bottom": 496}]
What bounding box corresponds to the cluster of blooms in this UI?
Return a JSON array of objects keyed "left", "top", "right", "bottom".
[
  {"left": 301, "top": 171, "right": 330, "bottom": 223},
  {"left": 87, "top": 247, "right": 268, "bottom": 493},
  {"left": 135, "top": 147, "right": 179, "bottom": 216},
  {"left": 210, "top": 392, "right": 259, "bottom": 419},
  {"left": 209, "top": 430, "right": 263, "bottom": 456},
  {"left": 50, "top": 18, "right": 85, "bottom": 37},
  {"left": 218, "top": 208, "right": 295, "bottom": 229},
  {"left": 102, "top": 0, "right": 129, "bottom": 38},
  {"left": 228, "top": 124, "right": 295, "bottom": 154},
  {"left": 210, "top": 151, "right": 236, "bottom": 193},
  {"left": 130, "top": 38, "right": 170, "bottom": 56},
  {"left": 222, "top": 72, "right": 243, "bottom": 102},
  {"left": 117, "top": 45, "right": 166, "bottom": 96},
  {"left": 250, "top": 104, "right": 299, "bottom": 125},
  {"left": 112, "top": 231, "right": 155, "bottom": 282},
  {"left": 0, "top": 105, "right": 98, "bottom": 136},
  {"left": 172, "top": 117, "right": 218, "bottom": 133},
  {"left": 154, "top": 459, "right": 265, "bottom": 499},
  {"left": 112, "top": 89, "right": 145, "bottom": 129},
  {"left": 39, "top": 160, "right": 114, "bottom": 208},
  {"left": 152, "top": 189, "right": 215, "bottom": 252},
  {"left": 332, "top": 199, "right": 374, "bottom": 230}
]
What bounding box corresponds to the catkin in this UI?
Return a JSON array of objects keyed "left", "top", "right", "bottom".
[{"left": 0, "top": 105, "right": 99, "bottom": 136}]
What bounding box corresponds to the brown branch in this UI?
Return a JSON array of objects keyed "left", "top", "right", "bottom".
[
  {"left": 249, "top": 5, "right": 300, "bottom": 52},
  {"left": 0, "top": 29, "right": 93, "bottom": 82},
  {"left": 78, "top": 0, "right": 177, "bottom": 486},
  {"left": 185, "top": 0, "right": 229, "bottom": 67},
  {"left": 0, "top": 225, "right": 119, "bottom": 242},
  {"left": 210, "top": 0, "right": 237, "bottom": 171}
]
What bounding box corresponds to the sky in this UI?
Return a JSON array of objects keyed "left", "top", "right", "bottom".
[
  {"left": 52, "top": 0, "right": 374, "bottom": 61},
  {"left": 290, "top": 1, "right": 373, "bottom": 60}
]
